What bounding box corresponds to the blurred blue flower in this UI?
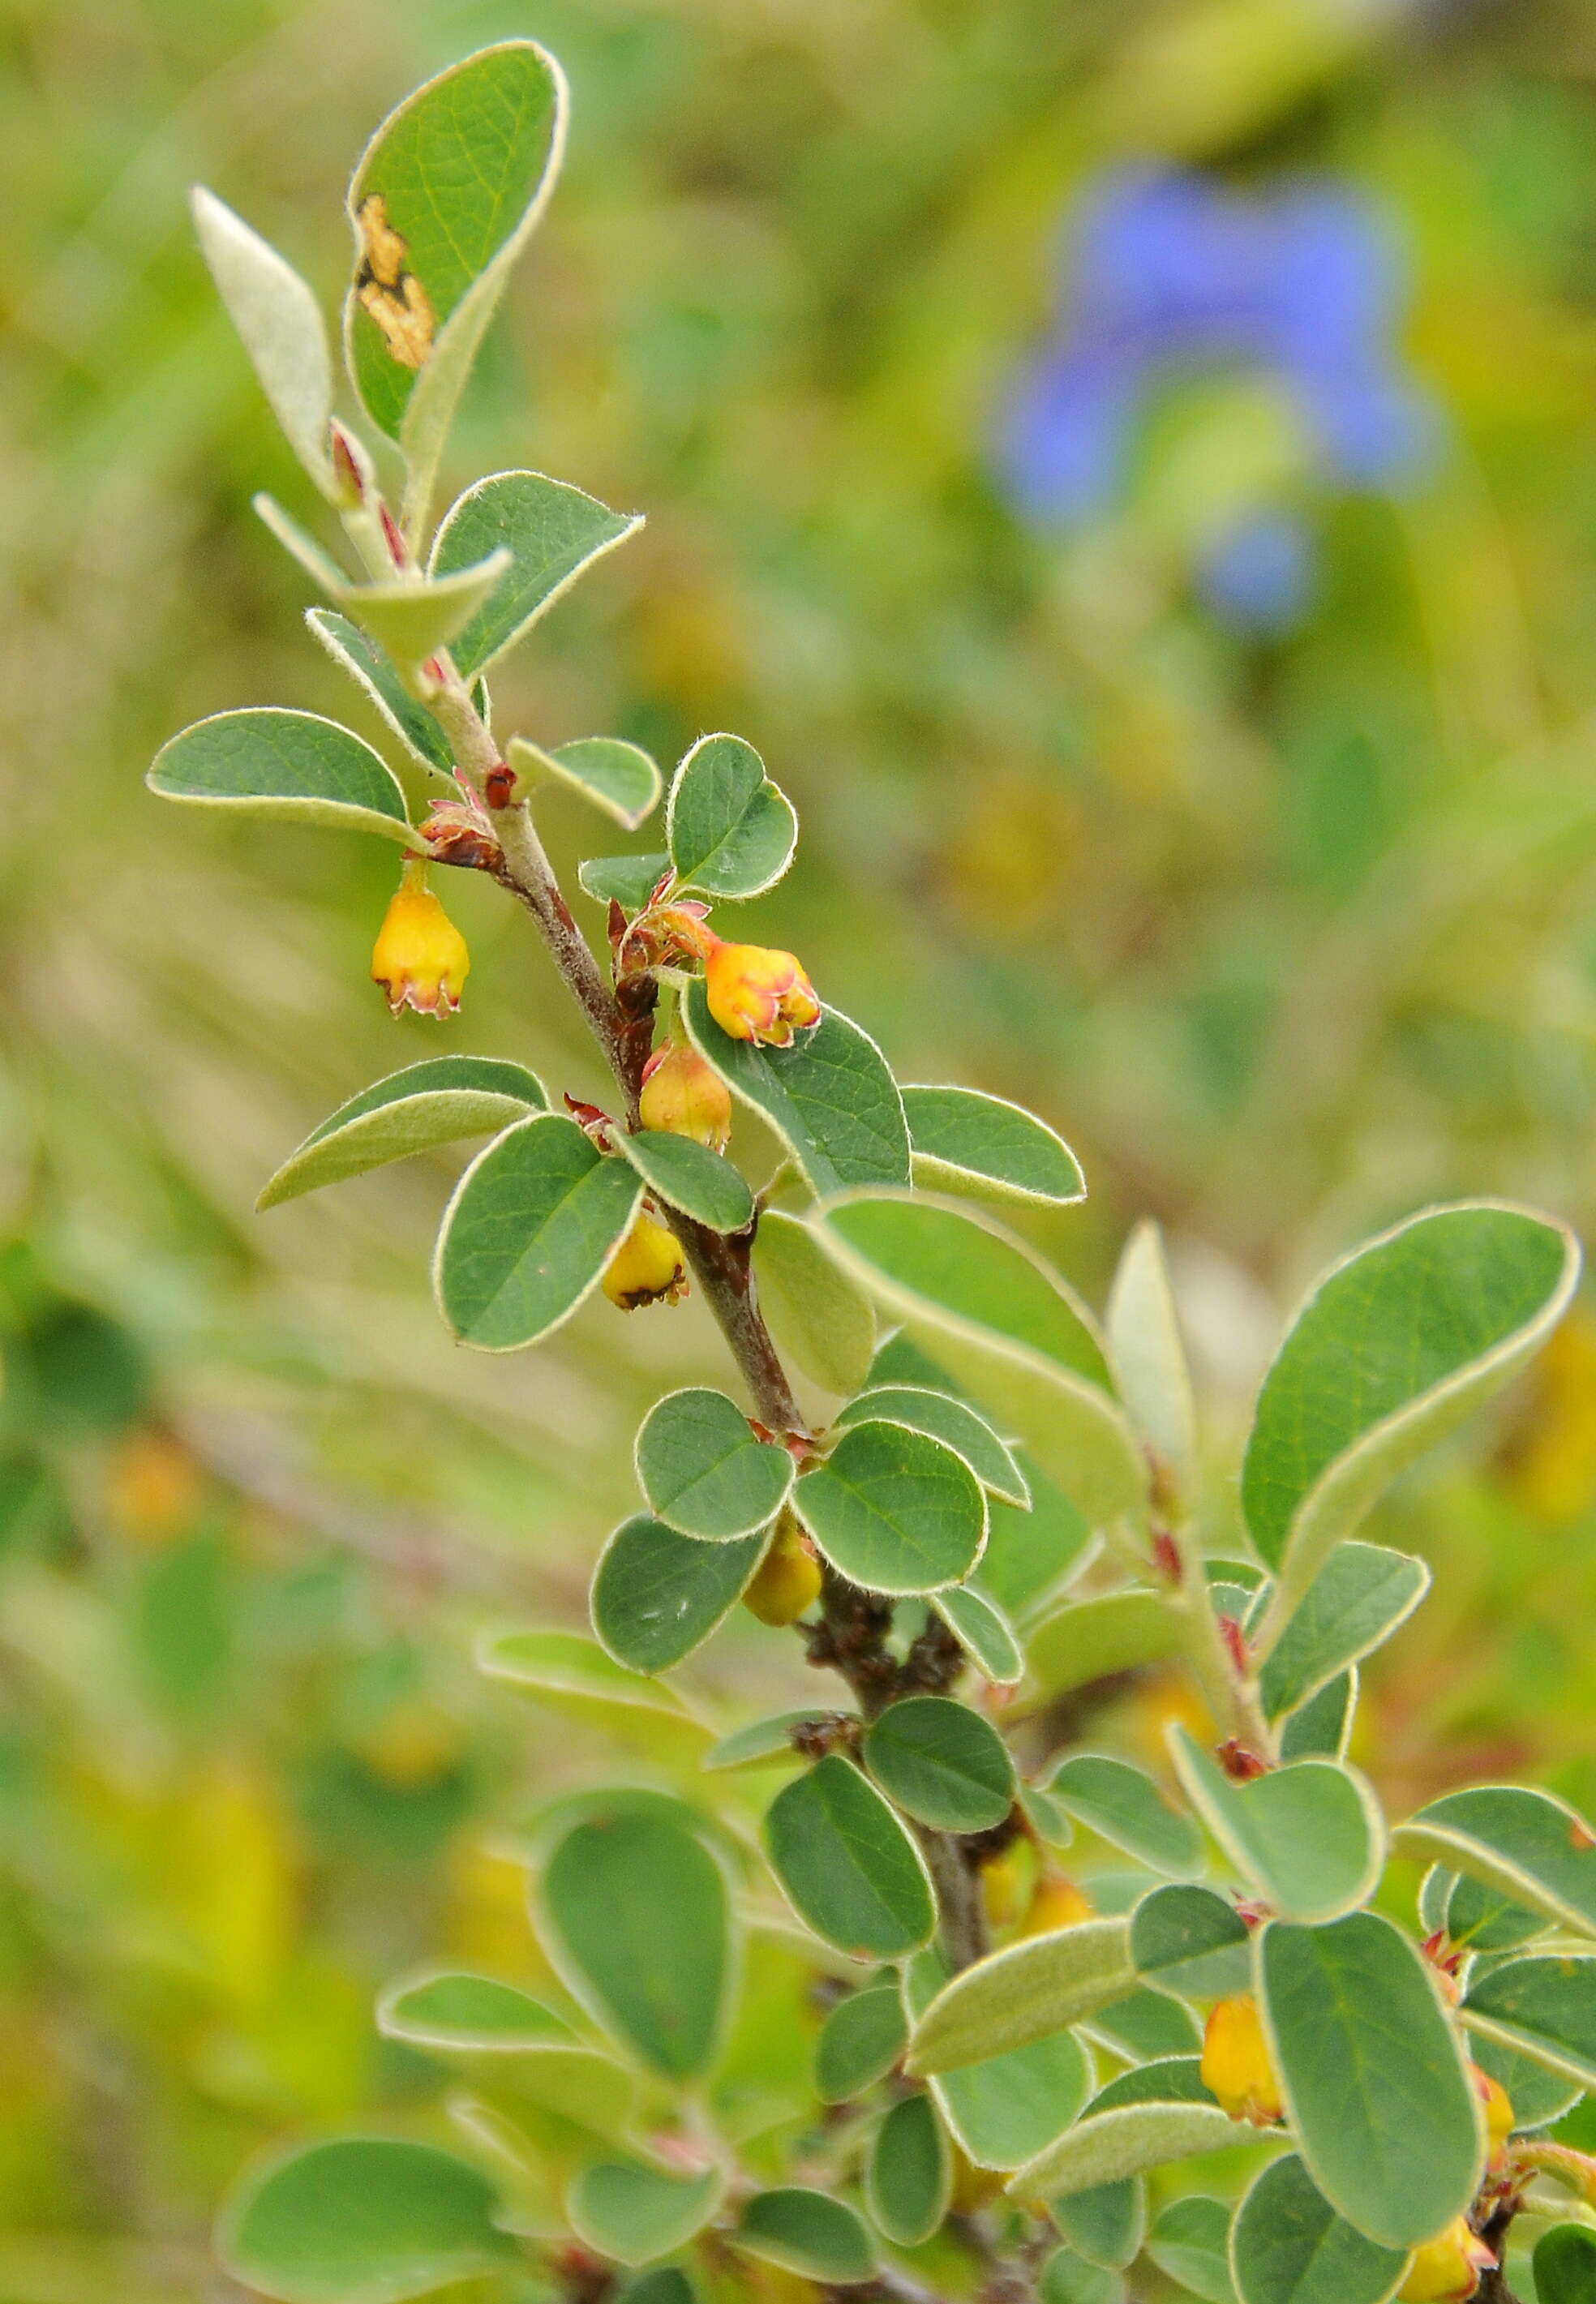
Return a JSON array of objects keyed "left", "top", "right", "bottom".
[
  {"left": 1001, "top": 166, "right": 1437, "bottom": 525},
  {"left": 1196, "top": 510, "right": 1317, "bottom": 633}
]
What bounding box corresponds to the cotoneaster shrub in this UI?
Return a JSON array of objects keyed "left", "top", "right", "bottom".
[{"left": 157, "top": 42, "right": 1596, "bottom": 2304}]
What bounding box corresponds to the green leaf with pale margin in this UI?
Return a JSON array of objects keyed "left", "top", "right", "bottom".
[
  {"left": 1050, "top": 2185, "right": 1144, "bottom": 2273},
  {"left": 1040, "top": 2247, "right": 1124, "bottom": 2304},
  {"left": 1259, "top": 1911, "right": 1484, "bottom": 2250},
  {"left": 217, "top": 2139, "right": 514, "bottom": 2304},
  {"left": 1105, "top": 1220, "right": 1198, "bottom": 1491},
  {"left": 863, "top": 1696, "right": 1015, "bottom": 1832},
  {"left": 148, "top": 709, "right": 416, "bottom": 843},
  {"left": 431, "top": 471, "right": 642, "bottom": 678},
  {"left": 1089, "top": 2057, "right": 1216, "bottom": 2111},
  {"left": 434, "top": 1113, "right": 642, "bottom": 1350},
  {"left": 1242, "top": 1203, "right": 1579, "bottom": 1629},
  {"left": 192, "top": 189, "right": 334, "bottom": 494},
  {"left": 476, "top": 1628, "right": 710, "bottom": 1758},
  {"left": 794, "top": 1422, "right": 986, "bottom": 1595},
  {"left": 1278, "top": 1671, "right": 1357, "bottom": 1761},
  {"left": 836, "top": 1386, "right": 1028, "bottom": 1504},
  {"left": 591, "top": 1515, "right": 766, "bottom": 1675},
  {"left": 1082, "top": 1988, "right": 1201, "bottom": 2063},
  {"left": 257, "top": 1058, "right": 547, "bottom": 1209},
  {"left": 568, "top": 2162, "right": 724, "bottom": 2268},
  {"left": 508, "top": 735, "right": 661, "bottom": 830},
  {"left": 765, "top": 1757, "right": 936, "bottom": 1961},
  {"left": 579, "top": 852, "right": 671, "bottom": 910},
  {"left": 539, "top": 1812, "right": 732, "bottom": 2081},
  {"left": 1229, "top": 2154, "right": 1407, "bottom": 2304},
  {"left": 983, "top": 1461, "right": 1097, "bottom": 1623},
  {"left": 731, "top": 2190, "right": 874, "bottom": 2285},
  {"left": 1461, "top": 1953, "right": 1596, "bottom": 2090},
  {"left": 1393, "top": 1785, "right": 1596, "bottom": 1937},
  {"left": 615, "top": 1131, "right": 754, "bottom": 1234},
  {"left": 635, "top": 1389, "right": 792, "bottom": 1542},
  {"left": 1044, "top": 1756, "right": 1204, "bottom": 1878},
  {"left": 752, "top": 1210, "right": 877, "bottom": 1395},
  {"left": 1148, "top": 2198, "right": 1235, "bottom": 2304},
  {"left": 704, "top": 1710, "right": 835, "bottom": 1774},
  {"left": 900, "top": 1085, "right": 1084, "bottom": 1208},
  {"left": 905, "top": 1919, "right": 1135, "bottom": 2076},
  {"left": 307, "top": 610, "right": 454, "bottom": 773},
  {"left": 345, "top": 44, "right": 564, "bottom": 448},
  {"left": 1023, "top": 1591, "right": 1181, "bottom": 1705},
  {"left": 340, "top": 551, "right": 513, "bottom": 670},
  {"left": 1258, "top": 1544, "right": 1429, "bottom": 1718},
  {"left": 1444, "top": 1869, "right": 1548, "bottom": 1953},
  {"left": 376, "top": 1970, "right": 637, "bottom": 2140},
  {"left": 814, "top": 1194, "right": 1143, "bottom": 1525},
  {"left": 684, "top": 985, "right": 911, "bottom": 1197},
  {"left": 1010, "top": 2097, "right": 1236, "bottom": 2201},
  {"left": 255, "top": 494, "right": 354, "bottom": 594},
  {"left": 902, "top": 1954, "right": 1095, "bottom": 2171},
  {"left": 866, "top": 2094, "right": 950, "bottom": 2248},
  {"left": 1468, "top": 2029, "right": 1581, "bottom": 2133},
  {"left": 1169, "top": 1727, "right": 1384, "bottom": 1924},
  {"left": 1534, "top": 2225, "right": 1596, "bottom": 2304},
  {"left": 667, "top": 732, "right": 797, "bottom": 899},
  {"left": 1130, "top": 1883, "right": 1253, "bottom": 2001},
  {"left": 814, "top": 1984, "right": 907, "bottom": 2104},
  {"left": 933, "top": 1583, "right": 1024, "bottom": 1684}
]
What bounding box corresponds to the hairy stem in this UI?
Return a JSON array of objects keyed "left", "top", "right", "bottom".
[{"left": 1163, "top": 1517, "right": 1276, "bottom": 1761}]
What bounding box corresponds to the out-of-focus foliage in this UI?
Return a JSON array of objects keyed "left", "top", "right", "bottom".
[{"left": 6, "top": 0, "right": 1596, "bottom": 2291}]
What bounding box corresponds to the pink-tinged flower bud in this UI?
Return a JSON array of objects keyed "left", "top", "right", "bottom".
[
  {"left": 1397, "top": 2219, "right": 1495, "bottom": 2303},
  {"left": 639, "top": 1041, "right": 733, "bottom": 1150},
  {"left": 603, "top": 1212, "right": 689, "bottom": 1311},
  {"left": 1201, "top": 1994, "right": 1283, "bottom": 2127},
  {"left": 371, "top": 862, "right": 469, "bottom": 1017},
  {"left": 703, "top": 937, "right": 820, "bottom": 1048}
]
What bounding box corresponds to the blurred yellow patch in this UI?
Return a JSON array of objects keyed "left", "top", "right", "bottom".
[
  {"left": 168, "top": 1757, "right": 298, "bottom": 2011},
  {"left": 445, "top": 1835, "right": 549, "bottom": 1981},
  {"left": 354, "top": 1698, "right": 463, "bottom": 1788},
  {"left": 105, "top": 1427, "right": 202, "bottom": 1542},
  {"left": 942, "top": 772, "right": 1077, "bottom": 936},
  {"left": 1500, "top": 1306, "right": 1596, "bottom": 1523}
]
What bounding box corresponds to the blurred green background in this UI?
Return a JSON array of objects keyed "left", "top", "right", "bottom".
[{"left": 6, "top": 0, "right": 1596, "bottom": 2291}]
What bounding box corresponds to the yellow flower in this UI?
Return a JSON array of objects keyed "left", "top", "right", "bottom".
[
  {"left": 603, "top": 1213, "right": 688, "bottom": 1311},
  {"left": 1020, "top": 1874, "right": 1095, "bottom": 1937},
  {"left": 1201, "top": 1993, "right": 1283, "bottom": 2127},
  {"left": 639, "top": 1040, "right": 733, "bottom": 1150},
  {"left": 1471, "top": 2064, "right": 1514, "bottom": 2159},
  {"left": 980, "top": 1845, "right": 1028, "bottom": 1929},
  {"left": 1397, "top": 2219, "right": 1495, "bottom": 2303},
  {"left": 704, "top": 937, "right": 820, "bottom": 1048},
  {"left": 371, "top": 860, "right": 469, "bottom": 1017},
  {"left": 743, "top": 1512, "right": 822, "bottom": 1626}
]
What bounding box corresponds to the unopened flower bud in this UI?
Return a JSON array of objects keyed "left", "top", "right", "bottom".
[
  {"left": 980, "top": 1846, "right": 1026, "bottom": 1929},
  {"left": 704, "top": 936, "right": 820, "bottom": 1048},
  {"left": 1470, "top": 2065, "right": 1514, "bottom": 2160},
  {"left": 1020, "top": 1873, "right": 1094, "bottom": 1937},
  {"left": 1201, "top": 1993, "right": 1283, "bottom": 2127},
  {"left": 742, "top": 1511, "right": 822, "bottom": 1626},
  {"left": 1397, "top": 2218, "right": 1495, "bottom": 2303},
  {"left": 639, "top": 1041, "right": 733, "bottom": 1150},
  {"left": 371, "top": 860, "right": 469, "bottom": 1017},
  {"left": 603, "top": 1212, "right": 688, "bottom": 1311}
]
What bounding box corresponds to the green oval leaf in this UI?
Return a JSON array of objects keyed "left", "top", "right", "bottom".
[
  {"left": 1259, "top": 1911, "right": 1485, "bottom": 2250},
  {"left": 1278, "top": 1670, "right": 1358, "bottom": 1761},
  {"left": 667, "top": 732, "right": 798, "bottom": 899},
  {"left": 731, "top": 2189, "right": 875, "bottom": 2285},
  {"left": 814, "top": 1982, "right": 907, "bottom": 2104},
  {"left": 1229, "top": 2154, "right": 1407, "bottom": 2304},
  {"left": 218, "top": 2139, "right": 513, "bottom": 2304},
  {"left": 509, "top": 735, "right": 661, "bottom": 829},
  {"left": 635, "top": 1388, "right": 793, "bottom": 1541},
  {"left": 903, "top": 1956, "right": 1095, "bottom": 2172},
  {"left": 307, "top": 609, "right": 454, "bottom": 773},
  {"left": 1444, "top": 1869, "right": 1548, "bottom": 1954},
  {"left": 578, "top": 851, "right": 671, "bottom": 910},
  {"left": 1242, "top": 1204, "right": 1579, "bottom": 1627},
  {"left": 905, "top": 1919, "right": 1135, "bottom": 2076},
  {"left": 1169, "top": 1726, "right": 1385, "bottom": 1924},
  {"left": 765, "top": 1756, "right": 936, "bottom": 1961},
  {"left": 901, "top": 1084, "right": 1085, "bottom": 1209},
  {"left": 1105, "top": 1220, "right": 1199, "bottom": 1492},
  {"left": 1257, "top": 1542, "right": 1430, "bottom": 1718},
  {"left": 1146, "top": 2197, "right": 1236, "bottom": 2304},
  {"left": 376, "top": 1968, "right": 574, "bottom": 2052},
  {"left": 475, "top": 1628, "right": 711, "bottom": 1758},
  {"left": 704, "top": 1710, "right": 836, "bottom": 1774},
  {"left": 1082, "top": 1987, "right": 1202, "bottom": 2064},
  {"left": 1469, "top": 2027, "right": 1583, "bottom": 2133},
  {"left": 1461, "top": 1952, "right": 1596, "bottom": 2091},
  {"left": 1044, "top": 1754, "right": 1204, "bottom": 1878},
  {"left": 616, "top": 1131, "right": 754, "bottom": 1234},
  {"left": 752, "top": 1210, "right": 877, "bottom": 1396},
  {"left": 148, "top": 708, "right": 415, "bottom": 843},
  {"left": 591, "top": 1514, "right": 767, "bottom": 1675},
  {"left": 258, "top": 1057, "right": 547, "bottom": 1208},
  {"left": 538, "top": 1812, "right": 732, "bottom": 2080},
  {"left": 815, "top": 1194, "right": 1143, "bottom": 1526},
  {"left": 794, "top": 1422, "right": 987, "bottom": 1596},
  {"left": 1023, "top": 1592, "right": 1182, "bottom": 1706},
  {"left": 863, "top": 1695, "right": 1015, "bottom": 1832},
  {"left": 1392, "top": 1784, "right": 1596, "bottom": 1938},
  {"left": 1130, "top": 1883, "right": 1254, "bottom": 2001},
  {"left": 1534, "top": 2225, "right": 1596, "bottom": 2304},
  {"left": 836, "top": 1385, "right": 1028, "bottom": 1505},
  {"left": 435, "top": 1113, "right": 642, "bottom": 1350},
  {"left": 431, "top": 470, "right": 642, "bottom": 677},
  {"left": 341, "top": 551, "right": 513, "bottom": 670},
  {"left": 683, "top": 985, "right": 910, "bottom": 1196},
  {"left": 1040, "top": 2246, "right": 1125, "bottom": 2304},
  {"left": 1049, "top": 2183, "right": 1145, "bottom": 2272},
  {"left": 192, "top": 189, "right": 334, "bottom": 493},
  {"left": 568, "top": 2162, "right": 724, "bottom": 2268},
  {"left": 1009, "top": 2098, "right": 1237, "bottom": 2202},
  {"left": 932, "top": 1582, "right": 1024, "bottom": 1686},
  {"left": 867, "top": 2094, "right": 950, "bottom": 2249}
]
